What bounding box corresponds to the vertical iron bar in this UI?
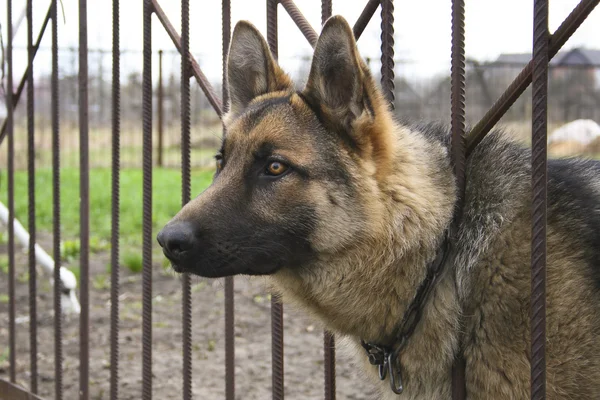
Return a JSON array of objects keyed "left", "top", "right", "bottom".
[
  {"left": 51, "top": 0, "right": 63, "bottom": 397},
  {"left": 181, "top": 0, "right": 193, "bottom": 399},
  {"left": 142, "top": 0, "right": 154, "bottom": 398},
  {"left": 450, "top": 1, "right": 467, "bottom": 399},
  {"left": 320, "top": 2, "right": 336, "bottom": 397},
  {"left": 321, "top": 0, "right": 331, "bottom": 24},
  {"left": 26, "top": 0, "right": 38, "bottom": 392},
  {"left": 222, "top": 0, "right": 235, "bottom": 398},
  {"left": 323, "top": 332, "right": 335, "bottom": 400},
  {"left": 531, "top": 0, "right": 548, "bottom": 399},
  {"left": 79, "top": 0, "right": 90, "bottom": 398},
  {"left": 380, "top": 0, "right": 395, "bottom": 107},
  {"left": 110, "top": 0, "right": 121, "bottom": 398},
  {"left": 267, "top": 2, "right": 284, "bottom": 399},
  {"left": 450, "top": 0, "right": 466, "bottom": 204},
  {"left": 158, "top": 50, "right": 164, "bottom": 168},
  {"left": 6, "top": 0, "right": 16, "bottom": 384}
]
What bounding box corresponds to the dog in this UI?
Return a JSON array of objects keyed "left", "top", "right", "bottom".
[{"left": 157, "top": 16, "right": 600, "bottom": 399}]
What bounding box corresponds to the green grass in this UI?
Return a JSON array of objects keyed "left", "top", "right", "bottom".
[
  {"left": 0, "top": 167, "right": 215, "bottom": 250},
  {"left": 122, "top": 251, "right": 143, "bottom": 273},
  {"left": 0, "top": 347, "right": 9, "bottom": 363},
  {"left": 0, "top": 255, "right": 7, "bottom": 274}
]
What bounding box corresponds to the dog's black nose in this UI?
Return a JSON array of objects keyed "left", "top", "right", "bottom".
[{"left": 157, "top": 222, "right": 195, "bottom": 262}]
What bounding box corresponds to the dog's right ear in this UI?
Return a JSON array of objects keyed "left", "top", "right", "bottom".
[{"left": 224, "top": 21, "right": 293, "bottom": 124}]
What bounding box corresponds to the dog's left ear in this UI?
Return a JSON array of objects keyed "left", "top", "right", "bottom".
[{"left": 225, "top": 21, "right": 293, "bottom": 123}]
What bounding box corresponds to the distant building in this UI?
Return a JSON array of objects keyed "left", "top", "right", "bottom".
[
  {"left": 495, "top": 47, "right": 600, "bottom": 88},
  {"left": 479, "top": 47, "right": 600, "bottom": 123}
]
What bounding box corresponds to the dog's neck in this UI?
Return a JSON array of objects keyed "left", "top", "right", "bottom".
[
  {"left": 272, "top": 124, "right": 460, "bottom": 348},
  {"left": 273, "top": 233, "right": 457, "bottom": 339}
]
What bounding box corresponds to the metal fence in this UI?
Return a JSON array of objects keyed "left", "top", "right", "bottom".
[{"left": 1, "top": 0, "right": 599, "bottom": 399}]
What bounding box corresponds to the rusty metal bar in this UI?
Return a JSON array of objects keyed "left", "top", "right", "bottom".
[
  {"left": 222, "top": 0, "right": 235, "bottom": 398},
  {"left": 466, "top": 0, "right": 599, "bottom": 156},
  {"left": 157, "top": 50, "right": 164, "bottom": 167},
  {"left": 224, "top": 277, "right": 235, "bottom": 400},
  {"left": 450, "top": 0, "right": 466, "bottom": 210},
  {"left": 353, "top": 0, "right": 380, "bottom": 40},
  {"left": 266, "top": 3, "right": 285, "bottom": 398},
  {"left": 151, "top": 0, "right": 223, "bottom": 117},
  {"left": 0, "top": 4, "right": 52, "bottom": 145},
  {"left": 51, "top": 0, "right": 63, "bottom": 398},
  {"left": 0, "top": 380, "right": 45, "bottom": 400},
  {"left": 450, "top": 1, "right": 467, "bottom": 399},
  {"left": 6, "top": 0, "right": 16, "bottom": 384},
  {"left": 531, "top": 0, "right": 549, "bottom": 398},
  {"left": 279, "top": 0, "right": 318, "bottom": 47},
  {"left": 321, "top": 0, "right": 331, "bottom": 24},
  {"left": 323, "top": 332, "right": 335, "bottom": 400},
  {"left": 380, "top": 0, "right": 394, "bottom": 107},
  {"left": 320, "top": 2, "right": 336, "bottom": 397},
  {"left": 181, "top": 0, "right": 193, "bottom": 399},
  {"left": 26, "top": 0, "right": 38, "bottom": 393},
  {"left": 79, "top": 0, "right": 91, "bottom": 398},
  {"left": 110, "top": 0, "right": 121, "bottom": 398},
  {"left": 142, "top": 0, "right": 154, "bottom": 398}
]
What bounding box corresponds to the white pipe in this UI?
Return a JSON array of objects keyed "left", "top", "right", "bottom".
[{"left": 0, "top": 200, "right": 81, "bottom": 314}]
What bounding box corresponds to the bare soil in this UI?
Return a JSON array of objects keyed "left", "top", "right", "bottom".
[{"left": 0, "top": 237, "right": 378, "bottom": 399}]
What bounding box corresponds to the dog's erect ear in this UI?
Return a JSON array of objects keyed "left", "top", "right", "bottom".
[
  {"left": 225, "top": 21, "right": 293, "bottom": 122},
  {"left": 302, "top": 16, "right": 377, "bottom": 135},
  {"left": 303, "top": 16, "right": 394, "bottom": 178}
]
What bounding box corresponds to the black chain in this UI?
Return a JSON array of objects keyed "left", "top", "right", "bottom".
[{"left": 361, "top": 231, "right": 452, "bottom": 395}]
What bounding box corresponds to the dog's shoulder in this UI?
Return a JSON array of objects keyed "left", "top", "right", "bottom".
[{"left": 450, "top": 127, "right": 600, "bottom": 292}]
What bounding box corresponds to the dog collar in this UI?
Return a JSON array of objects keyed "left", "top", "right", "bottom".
[{"left": 361, "top": 230, "right": 452, "bottom": 395}]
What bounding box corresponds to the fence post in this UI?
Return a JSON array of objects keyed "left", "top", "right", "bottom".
[
  {"left": 266, "top": 2, "right": 285, "bottom": 399},
  {"left": 380, "top": 0, "right": 395, "bottom": 107},
  {"left": 6, "top": 0, "right": 17, "bottom": 386},
  {"left": 222, "top": 0, "right": 236, "bottom": 398},
  {"left": 51, "top": 1, "right": 64, "bottom": 398},
  {"left": 180, "top": 1, "right": 193, "bottom": 399},
  {"left": 26, "top": 0, "right": 39, "bottom": 392},
  {"left": 78, "top": 0, "right": 91, "bottom": 398},
  {"left": 320, "top": 2, "right": 337, "bottom": 397},
  {"left": 110, "top": 0, "right": 121, "bottom": 398},
  {"left": 158, "top": 50, "right": 164, "bottom": 167},
  {"left": 531, "top": 0, "right": 549, "bottom": 399},
  {"left": 142, "top": 0, "right": 154, "bottom": 398},
  {"left": 450, "top": 0, "right": 467, "bottom": 398}
]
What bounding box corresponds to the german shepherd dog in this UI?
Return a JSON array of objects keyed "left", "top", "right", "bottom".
[{"left": 158, "top": 16, "right": 600, "bottom": 399}]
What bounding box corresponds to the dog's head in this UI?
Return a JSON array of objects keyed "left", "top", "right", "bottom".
[{"left": 157, "top": 16, "right": 395, "bottom": 277}]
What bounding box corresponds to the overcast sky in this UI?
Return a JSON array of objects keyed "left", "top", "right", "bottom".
[{"left": 2, "top": 0, "right": 600, "bottom": 83}]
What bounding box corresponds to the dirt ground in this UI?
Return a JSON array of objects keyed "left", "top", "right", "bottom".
[{"left": 0, "top": 237, "right": 379, "bottom": 399}]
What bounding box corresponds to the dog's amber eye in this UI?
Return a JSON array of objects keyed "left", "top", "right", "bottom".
[{"left": 266, "top": 161, "right": 288, "bottom": 176}]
